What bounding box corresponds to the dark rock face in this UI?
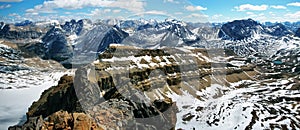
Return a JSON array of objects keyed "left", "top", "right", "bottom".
[
  {"left": 137, "top": 23, "right": 157, "bottom": 30},
  {"left": 265, "top": 23, "right": 292, "bottom": 37},
  {"left": 97, "top": 26, "right": 129, "bottom": 52},
  {"left": 27, "top": 75, "right": 82, "bottom": 118},
  {"left": 295, "top": 28, "right": 300, "bottom": 37},
  {"left": 0, "top": 22, "right": 10, "bottom": 35},
  {"left": 218, "top": 19, "right": 294, "bottom": 40},
  {"left": 0, "top": 22, "right": 43, "bottom": 40},
  {"left": 41, "top": 27, "right": 73, "bottom": 62},
  {"left": 70, "top": 24, "right": 128, "bottom": 68},
  {"left": 218, "top": 19, "right": 261, "bottom": 40},
  {"left": 61, "top": 19, "right": 92, "bottom": 35},
  {"left": 24, "top": 26, "right": 73, "bottom": 66}
]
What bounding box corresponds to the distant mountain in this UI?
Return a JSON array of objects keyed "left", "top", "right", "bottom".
[
  {"left": 1, "top": 18, "right": 299, "bottom": 69},
  {"left": 14, "top": 20, "right": 33, "bottom": 26},
  {"left": 67, "top": 23, "right": 128, "bottom": 67},
  {"left": 41, "top": 26, "right": 73, "bottom": 62},
  {"left": 295, "top": 28, "right": 300, "bottom": 37},
  {"left": 218, "top": 19, "right": 293, "bottom": 40},
  {"left": 61, "top": 19, "right": 93, "bottom": 35},
  {"left": 218, "top": 19, "right": 262, "bottom": 40},
  {"left": 119, "top": 19, "right": 203, "bottom": 48},
  {"left": 0, "top": 22, "right": 44, "bottom": 40},
  {"left": 264, "top": 21, "right": 300, "bottom": 32},
  {"left": 264, "top": 23, "right": 293, "bottom": 37},
  {"left": 74, "top": 18, "right": 202, "bottom": 53}
]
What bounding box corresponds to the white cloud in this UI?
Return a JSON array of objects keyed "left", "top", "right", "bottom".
[
  {"left": 234, "top": 4, "right": 268, "bottom": 11},
  {"left": 88, "top": 8, "right": 124, "bottom": 19},
  {"left": 90, "top": 8, "right": 102, "bottom": 17},
  {"left": 246, "top": 12, "right": 254, "bottom": 15},
  {"left": 187, "top": 13, "right": 208, "bottom": 18},
  {"left": 113, "top": 9, "right": 121, "bottom": 13},
  {"left": 8, "top": 13, "right": 19, "bottom": 17},
  {"left": 211, "top": 14, "right": 222, "bottom": 19},
  {"left": 7, "top": 13, "right": 23, "bottom": 22},
  {"left": 104, "top": 9, "right": 111, "bottom": 13},
  {"left": 287, "top": 2, "right": 300, "bottom": 7},
  {"left": 163, "top": 0, "right": 179, "bottom": 4},
  {"left": 26, "top": 3, "right": 57, "bottom": 14},
  {"left": 239, "top": 10, "right": 300, "bottom": 22},
  {"left": 269, "top": 12, "right": 275, "bottom": 16},
  {"left": 270, "top": 5, "right": 286, "bottom": 9},
  {"left": 174, "top": 12, "right": 183, "bottom": 15},
  {"left": 285, "top": 11, "right": 300, "bottom": 18},
  {"left": 132, "top": 10, "right": 168, "bottom": 16},
  {"left": 242, "top": 12, "right": 268, "bottom": 21},
  {"left": 0, "top": 4, "right": 11, "bottom": 9},
  {"left": 0, "top": 0, "right": 22, "bottom": 2},
  {"left": 22, "top": 14, "right": 67, "bottom": 22},
  {"left": 25, "top": 0, "right": 144, "bottom": 15},
  {"left": 89, "top": 8, "right": 125, "bottom": 20},
  {"left": 185, "top": 5, "right": 207, "bottom": 11}
]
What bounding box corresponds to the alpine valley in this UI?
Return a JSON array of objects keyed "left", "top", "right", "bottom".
[{"left": 1, "top": 18, "right": 300, "bottom": 130}]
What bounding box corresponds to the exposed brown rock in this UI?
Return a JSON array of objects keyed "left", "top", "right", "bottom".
[{"left": 27, "top": 75, "right": 83, "bottom": 118}]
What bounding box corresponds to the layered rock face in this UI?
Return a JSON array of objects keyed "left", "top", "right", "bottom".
[{"left": 9, "top": 75, "right": 178, "bottom": 130}]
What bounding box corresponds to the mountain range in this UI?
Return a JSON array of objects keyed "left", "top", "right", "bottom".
[{"left": 1, "top": 18, "right": 300, "bottom": 130}]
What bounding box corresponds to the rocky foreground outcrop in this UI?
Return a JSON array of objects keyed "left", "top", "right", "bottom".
[{"left": 9, "top": 73, "right": 178, "bottom": 130}]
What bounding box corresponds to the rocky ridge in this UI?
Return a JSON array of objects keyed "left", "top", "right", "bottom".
[{"left": 9, "top": 44, "right": 262, "bottom": 129}]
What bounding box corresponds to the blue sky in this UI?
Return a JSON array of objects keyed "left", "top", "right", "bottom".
[{"left": 0, "top": 0, "right": 300, "bottom": 23}]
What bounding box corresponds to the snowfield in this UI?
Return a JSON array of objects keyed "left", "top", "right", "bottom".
[{"left": 0, "top": 71, "right": 73, "bottom": 129}]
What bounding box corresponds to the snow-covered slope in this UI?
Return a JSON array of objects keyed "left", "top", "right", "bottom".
[{"left": 0, "top": 40, "right": 74, "bottom": 129}]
